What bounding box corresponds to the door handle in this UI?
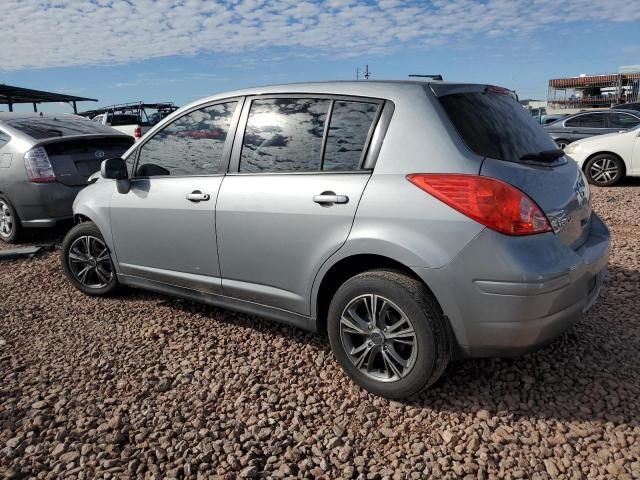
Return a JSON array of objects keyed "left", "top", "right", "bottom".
[
  {"left": 186, "top": 190, "right": 210, "bottom": 202},
  {"left": 313, "top": 192, "right": 349, "bottom": 206}
]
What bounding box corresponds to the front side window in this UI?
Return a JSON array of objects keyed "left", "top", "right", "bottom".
[
  {"left": 323, "top": 101, "right": 379, "bottom": 171},
  {"left": 135, "top": 101, "right": 238, "bottom": 176},
  {"left": 608, "top": 113, "right": 640, "bottom": 129},
  {"left": 240, "top": 98, "right": 330, "bottom": 173}
]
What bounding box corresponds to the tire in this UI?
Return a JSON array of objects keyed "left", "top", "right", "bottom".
[
  {"left": 0, "top": 195, "right": 22, "bottom": 244},
  {"left": 61, "top": 222, "right": 119, "bottom": 296},
  {"left": 327, "top": 270, "right": 450, "bottom": 399},
  {"left": 584, "top": 153, "right": 625, "bottom": 187},
  {"left": 555, "top": 139, "right": 571, "bottom": 150}
]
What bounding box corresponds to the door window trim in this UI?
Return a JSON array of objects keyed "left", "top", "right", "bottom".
[
  {"left": 606, "top": 111, "right": 640, "bottom": 129},
  {"left": 227, "top": 93, "right": 390, "bottom": 175},
  {"left": 128, "top": 96, "right": 245, "bottom": 179}
]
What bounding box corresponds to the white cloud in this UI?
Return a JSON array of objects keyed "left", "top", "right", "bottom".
[{"left": 0, "top": 0, "right": 638, "bottom": 71}]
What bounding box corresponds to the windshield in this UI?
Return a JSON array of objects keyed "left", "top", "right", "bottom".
[
  {"left": 439, "top": 91, "right": 558, "bottom": 162},
  {"left": 7, "top": 117, "right": 117, "bottom": 140}
]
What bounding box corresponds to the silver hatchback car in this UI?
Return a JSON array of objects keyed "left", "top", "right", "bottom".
[{"left": 61, "top": 81, "right": 610, "bottom": 399}]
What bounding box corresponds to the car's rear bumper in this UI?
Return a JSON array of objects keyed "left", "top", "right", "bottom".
[
  {"left": 11, "top": 182, "right": 84, "bottom": 226},
  {"left": 413, "top": 213, "right": 610, "bottom": 358}
]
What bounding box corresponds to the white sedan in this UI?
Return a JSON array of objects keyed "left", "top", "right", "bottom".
[{"left": 565, "top": 125, "right": 640, "bottom": 186}]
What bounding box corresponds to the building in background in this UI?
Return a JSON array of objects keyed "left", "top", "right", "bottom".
[{"left": 547, "top": 66, "right": 640, "bottom": 114}]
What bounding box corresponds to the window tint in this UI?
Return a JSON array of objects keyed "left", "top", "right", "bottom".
[
  {"left": 438, "top": 92, "right": 557, "bottom": 162},
  {"left": 577, "top": 113, "right": 605, "bottom": 128},
  {"left": 240, "top": 98, "right": 330, "bottom": 173},
  {"left": 323, "top": 101, "right": 378, "bottom": 171},
  {"left": 608, "top": 112, "right": 640, "bottom": 129},
  {"left": 110, "top": 114, "right": 140, "bottom": 126},
  {"left": 135, "top": 101, "right": 237, "bottom": 176}
]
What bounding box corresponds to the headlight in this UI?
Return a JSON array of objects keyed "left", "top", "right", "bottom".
[{"left": 564, "top": 143, "right": 577, "bottom": 154}]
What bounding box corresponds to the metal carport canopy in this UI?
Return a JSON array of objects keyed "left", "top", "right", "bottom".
[{"left": 0, "top": 84, "right": 98, "bottom": 113}]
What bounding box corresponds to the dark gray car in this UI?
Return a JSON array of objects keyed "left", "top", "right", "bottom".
[
  {"left": 0, "top": 113, "right": 134, "bottom": 243},
  {"left": 544, "top": 109, "right": 640, "bottom": 149}
]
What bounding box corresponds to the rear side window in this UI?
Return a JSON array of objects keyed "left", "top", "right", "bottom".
[
  {"left": 6, "top": 117, "right": 118, "bottom": 139},
  {"left": 135, "top": 101, "right": 238, "bottom": 176},
  {"left": 240, "top": 98, "right": 330, "bottom": 173},
  {"left": 608, "top": 112, "right": 640, "bottom": 129},
  {"left": 439, "top": 92, "right": 557, "bottom": 162},
  {"left": 323, "top": 101, "right": 378, "bottom": 171}
]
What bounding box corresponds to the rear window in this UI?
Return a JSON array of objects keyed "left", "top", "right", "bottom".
[
  {"left": 109, "top": 114, "right": 141, "bottom": 126},
  {"left": 7, "top": 117, "right": 118, "bottom": 140},
  {"left": 439, "top": 92, "right": 557, "bottom": 162}
]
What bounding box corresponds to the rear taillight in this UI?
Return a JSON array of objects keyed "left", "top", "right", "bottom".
[
  {"left": 24, "top": 147, "right": 56, "bottom": 183},
  {"left": 407, "top": 174, "right": 551, "bottom": 236},
  {"left": 134, "top": 127, "right": 142, "bottom": 140}
]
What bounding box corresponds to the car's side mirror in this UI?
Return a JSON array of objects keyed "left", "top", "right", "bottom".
[
  {"left": 101, "top": 158, "right": 131, "bottom": 194},
  {"left": 101, "top": 158, "right": 128, "bottom": 180}
]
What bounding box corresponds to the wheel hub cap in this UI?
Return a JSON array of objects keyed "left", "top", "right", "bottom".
[
  {"left": 67, "top": 235, "right": 113, "bottom": 289},
  {"left": 339, "top": 294, "right": 418, "bottom": 382}
]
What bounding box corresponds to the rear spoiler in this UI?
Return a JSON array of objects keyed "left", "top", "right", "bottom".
[
  {"left": 429, "top": 83, "right": 518, "bottom": 101},
  {"left": 33, "top": 133, "right": 134, "bottom": 148}
]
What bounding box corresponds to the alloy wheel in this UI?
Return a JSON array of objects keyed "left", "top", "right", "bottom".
[
  {"left": 339, "top": 294, "right": 418, "bottom": 382},
  {"left": 0, "top": 201, "right": 13, "bottom": 238},
  {"left": 589, "top": 157, "right": 619, "bottom": 185},
  {"left": 67, "top": 236, "right": 113, "bottom": 288}
]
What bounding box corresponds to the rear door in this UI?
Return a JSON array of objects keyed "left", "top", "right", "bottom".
[
  {"left": 433, "top": 85, "right": 592, "bottom": 250},
  {"left": 216, "top": 95, "right": 383, "bottom": 314},
  {"left": 109, "top": 100, "right": 241, "bottom": 292},
  {"left": 607, "top": 112, "right": 640, "bottom": 133}
]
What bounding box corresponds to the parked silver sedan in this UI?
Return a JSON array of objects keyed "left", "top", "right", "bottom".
[
  {"left": 0, "top": 113, "right": 134, "bottom": 242},
  {"left": 61, "top": 81, "right": 610, "bottom": 398}
]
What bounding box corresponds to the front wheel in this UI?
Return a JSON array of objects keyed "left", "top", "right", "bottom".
[
  {"left": 61, "top": 222, "right": 119, "bottom": 296},
  {"left": 584, "top": 154, "right": 625, "bottom": 186},
  {"left": 327, "top": 270, "right": 450, "bottom": 399}
]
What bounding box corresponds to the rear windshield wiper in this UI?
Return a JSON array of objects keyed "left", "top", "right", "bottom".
[{"left": 519, "top": 149, "right": 565, "bottom": 162}]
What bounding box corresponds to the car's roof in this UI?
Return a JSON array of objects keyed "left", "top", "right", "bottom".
[
  {"left": 0, "top": 112, "right": 86, "bottom": 122},
  {"left": 564, "top": 108, "right": 640, "bottom": 117}
]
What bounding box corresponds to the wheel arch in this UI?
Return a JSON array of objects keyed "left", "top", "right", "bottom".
[
  {"left": 313, "top": 253, "right": 439, "bottom": 336},
  {"left": 584, "top": 151, "right": 627, "bottom": 175}
]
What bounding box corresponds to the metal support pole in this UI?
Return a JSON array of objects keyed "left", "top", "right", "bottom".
[
  {"left": 33, "top": 103, "right": 38, "bottom": 112},
  {"left": 73, "top": 101, "right": 77, "bottom": 114}
]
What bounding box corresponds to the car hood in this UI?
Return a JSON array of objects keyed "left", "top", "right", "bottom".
[{"left": 570, "top": 130, "right": 634, "bottom": 147}]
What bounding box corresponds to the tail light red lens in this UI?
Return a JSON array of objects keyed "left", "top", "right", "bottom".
[
  {"left": 134, "top": 127, "right": 142, "bottom": 139},
  {"left": 24, "top": 147, "right": 56, "bottom": 183},
  {"left": 407, "top": 173, "right": 551, "bottom": 236}
]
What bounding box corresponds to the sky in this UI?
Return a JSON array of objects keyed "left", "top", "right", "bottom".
[{"left": 1, "top": 0, "right": 639, "bottom": 113}]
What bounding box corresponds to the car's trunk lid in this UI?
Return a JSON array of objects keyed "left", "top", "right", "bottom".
[
  {"left": 432, "top": 83, "right": 592, "bottom": 249},
  {"left": 40, "top": 135, "right": 134, "bottom": 186}
]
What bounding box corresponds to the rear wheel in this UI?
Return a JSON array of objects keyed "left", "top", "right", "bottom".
[
  {"left": 61, "top": 222, "right": 118, "bottom": 296},
  {"left": 0, "top": 195, "right": 21, "bottom": 244},
  {"left": 555, "top": 139, "right": 571, "bottom": 150},
  {"left": 584, "top": 154, "right": 625, "bottom": 186},
  {"left": 327, "top": 270, "right": 449, "bottom": 399}
]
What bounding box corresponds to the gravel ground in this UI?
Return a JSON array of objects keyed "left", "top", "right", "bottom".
[{"left": 1, "top": 182, "right": 639, "bottom": 479}]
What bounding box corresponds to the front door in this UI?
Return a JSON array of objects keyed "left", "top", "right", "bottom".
[
  {"left": 110, "top": 100, "right": 241, "bottom": 293},
  {"left": 216, "top": 96, "right": 382, "bottom": 314}
]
